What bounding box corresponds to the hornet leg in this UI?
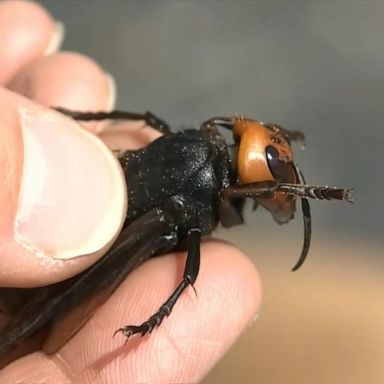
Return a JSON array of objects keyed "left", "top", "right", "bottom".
[
  {"left": 55, "top": 107, "right": 171, "bottom": 134},
  {"left": 114, "top": 228, "right": 201, "bottom": 340}
]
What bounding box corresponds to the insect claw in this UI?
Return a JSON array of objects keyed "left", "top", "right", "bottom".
[
  {"left": 190, "top": 283, "right": 198, "bottom": 298},
  {"left": 113, "top": 326, "right": 137, "bottom": 342},
  {"left": 113, "top": 328, "right": 124, "bottom": 338}
]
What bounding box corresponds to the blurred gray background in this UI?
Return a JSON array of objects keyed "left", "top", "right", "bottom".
[{"left": 37, "top": 1, "right": 383, "bottom": 383}]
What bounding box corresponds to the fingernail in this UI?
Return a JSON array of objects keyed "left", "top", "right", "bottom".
[
  {"left": 105, "top": 73, "right": 116, "bottom": 110},
  {"left": 44, "top": 21, "right": 65, "bottom": 55},
  {"left": 14, "top": 107, "right": 127, "bottom": 259}
]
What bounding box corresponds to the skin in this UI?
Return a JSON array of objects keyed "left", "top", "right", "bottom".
[{"left": 0, "top": 1, "right": 261, "bottom": 383}]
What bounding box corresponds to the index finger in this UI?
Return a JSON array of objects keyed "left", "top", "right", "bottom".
[
  {"left": 0, "top": 242, "right": 262, "bottom": 383},
  {"left": 0, "top": 0, "right": 61, "bottom": 85}
]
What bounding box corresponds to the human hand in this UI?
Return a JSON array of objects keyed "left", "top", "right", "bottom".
[{"left": 0, "top": 1, "right": 261, "bottom": 382}]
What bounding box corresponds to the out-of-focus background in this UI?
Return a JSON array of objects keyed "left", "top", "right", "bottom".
[{"left": 39, "top": 1, "right": 383, "bottom": 383}]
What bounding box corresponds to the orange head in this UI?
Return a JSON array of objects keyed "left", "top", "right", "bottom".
[{"left": 232, "top": 118, "right": 300, "bottom": 223}]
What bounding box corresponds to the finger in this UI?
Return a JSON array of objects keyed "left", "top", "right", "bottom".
[
  {"left": 0, "top": 242, "right": 261, "bottom": 384},
  {"left": 0, "top": 0, "right": 62, "bottom": 85},
  {"left": 0, "top": 88, "right": 126, "bottom": 287},
  {"left": 7, "top": 52, "right": 115, "bottom": 132},
  {"left": 99, "top": 120, "right": 163, "bottom": 150},
  {"left": 6, "top": 50, "right": 162, "bottom": 146}
]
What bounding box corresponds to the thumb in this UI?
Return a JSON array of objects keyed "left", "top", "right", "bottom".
[{"left": 0, "top": 88, "right": 127, "bottom": 287}]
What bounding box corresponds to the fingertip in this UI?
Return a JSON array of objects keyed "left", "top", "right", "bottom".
[
  {"left": 201, "top": 240, "right": 262, "bottom": 320},
  {"left": 0, "top": 0, "right": 58, "bottom": 84},
  {"left": 0, "top": 89, "right": 126, "bottom": 286},
  {"left": 7, "top": 52, "right": 114, "bottom": 114},
  {"left": 53, "top": 241, "right": 262, "bottom": 383}
]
